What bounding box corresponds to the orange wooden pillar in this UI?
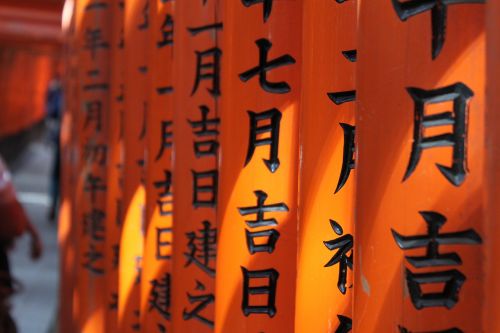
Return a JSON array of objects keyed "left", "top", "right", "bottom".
[
  {"left": 71, "top": 1, "right": 85, "bottom": 327},
  {"left": 104, "top": 0, "right": 124, "bottom": 331},
  {"left": 170, "top": 0, "right": 221, "bottom": 331},
  {"left": 140, "top": 0, "right": 175, "bottom": 331},
  {"left": 74, "top": 0, "right": 113, "bottom": 331},
  {"left": 59, "top": 2, "right": 77, "bottom": 331},
  {"left": 484, "top": 2, "right": 500, "bottom": 332},
  {"left": 0, "top": 43, "right": 60, "bottom": 137},
  {"left": 119, "top": 0, "right": 149, "bottom": 331},
  {"left": 295, "top": 1, "right": 357, "bottom": 332},
  {"left": 215, "top": 2, "right": 302, "bottom": 332},
  {"left": 355, "top": 1, "right": 485, "bottom": 332}
]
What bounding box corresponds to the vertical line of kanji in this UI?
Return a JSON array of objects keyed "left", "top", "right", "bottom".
[
  {"left": 171, "top": 0, "right": 221, "bottom": 331},
  {"left": 75, "top": 0, "right": 113, "bottom": 332},
  {"left": 355, "top": 1, "right": 485, "bottom": 331},
  {"left": 295, "top": 1, "right": 357, "bottom": 332},
  {"left": 72, "top": 2, "right": 86, "bottom": 329},
  {"left": 140, "top": 0, "right": 175, "bottom": 332},
  {"left": 215, "top": 1, "right": 302, "bottom": 332}
]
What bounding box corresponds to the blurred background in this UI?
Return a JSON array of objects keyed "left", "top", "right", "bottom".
[{"left": 0, "top": 0, "right": 64, "bottom": 332}]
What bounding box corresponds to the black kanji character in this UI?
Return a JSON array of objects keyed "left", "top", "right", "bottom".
[
  {"left": 239, "top": 39, "right": 295, "bottom": 94},
  {"left": 154, "top": 170, "right": 173, "bottom": 216},
  {"left": 324, "top": 220, "right": 353, "bottom": 294},
  {"left": 155, "top": 121, "right": 173, "bottom": 161},
  {"left": 327, "top": 91, "right": 356, "bottom": 105},
  {"left": 188, "top": 105, "right": 220, "bottom": 157},
  {"left": 241, "top": 267, "right": 279, "bottom": 317},
  {"left": 392, "top": 0, "right": 485, "bottom": 59},
  {"left": 84, "top": 172, "right": 107, "bottom": 203},
  {"left": 191, "top": 48, "right": 222, "bottom": 97},
  {"left": 183, "top": 281, "right": 214, "bottom": 327},
  {"left": 184, "top": 220, "right": 217, "bottom": 276},
  {"left": 192, "top": 170, "right": 218, "bottom": 208},
  {"left": 157, "top": 14, "right": 174, "bottom": 47},
  {"left": 238, "top": 190, "right": 288, "bottom": 228},
  {"left": 336, "top": 315, "right": 352, "bottom": 333},
  {"left": 403, "top": 83, "right": 473, "bottom": 186},
  {"left": 83, "top": 209, "right": 106, "bottom": 241},
  {"left": 156, "top": 228, "right": 172, "bottom": 260},
  {"left": 83, "top": 143, "right": 108, "bottom": 165},
  {"left": 245, "top": 108, "right": 281, "bottom": 173},
  {"left": 83, "top": 244, "right": 104, "bottom": 275},
  {"left": 392, "top": 211, "right": 482, "bottom": 268},
  {"left": 84, "top": 28, "right": 109, "bottom": 60},
  {"left": 334, "top": 123, "right": 355, "bottom": 194},
  {"left": 83, "top": 100, "right": 102, "bottom": 132},
  {"left": 148, "top": 273, "right": 171, "bottom": 320},
  {"left": 187, "top": 22, "right": 223, "bottom": 36}
]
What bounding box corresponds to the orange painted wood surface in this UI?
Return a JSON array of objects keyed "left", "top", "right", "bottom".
[
  {"left": 0, "top": 4, "right": 62, "bottom": 44},
  {"left": 0, "top": 0, "right": 62, "bottom": 138},
  {"left": 59, "top": 1, "right": 496, "bottom": 331},
  {"left": 215, "top": 1, "right": 302, "bottom": 332},
  {"left": 355, "top": 2, "right": 485, "bottom": 332},
  {"left": 72, "top": 1, "right": 85, "bottom": 329},
  {"left": 58, "top": 4, "right": 77, "bottom": 332},
  {"left": 295, "top": 1, "right": 357, "bottom": 332},
  {"left": 485, "top": 2, "right": 500, "bottom": 332},
  {"left": 140, "top": 0, "right": 175, "bottom": 331},
  {"left": 0, "top": 43, "right": 60, "bottom": 138},
  {"left": 171, "top": 0, "right": 220, "bottom": 331},
  {"left": 105, "top": 1, "right": 124, "bottom": 331},
  {"left": 75, "top": 1, "right": 112, "bottom": 331},
  {"left": 119, "top": 0, "right": 149, "bottom": 331}
]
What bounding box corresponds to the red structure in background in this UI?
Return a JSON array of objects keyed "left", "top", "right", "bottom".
[{"left": 0, "top": 0, "right": 63, "bottom": 138}]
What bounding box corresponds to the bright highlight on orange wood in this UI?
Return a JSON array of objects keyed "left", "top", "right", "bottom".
[{"left": 119, "top": 0, "right": 149, "bottom": 331}]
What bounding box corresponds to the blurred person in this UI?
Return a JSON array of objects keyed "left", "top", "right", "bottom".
[
  {"left": 0, "top": 156, "right": 42, "bottom": 332},
  {"left": 45, "top": 74, "right": 63, "bottom": 222}
]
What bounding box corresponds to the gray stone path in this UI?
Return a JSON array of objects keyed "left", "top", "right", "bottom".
[{"left": 7, "top": 141, "right": 59, "bottom": 333}]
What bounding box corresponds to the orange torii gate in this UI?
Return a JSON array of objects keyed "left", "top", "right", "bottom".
[
  {"left": 58, "top": 0, "right": 495, "bottom": 331},
  {"left": 140, "top": 0, "right": 175, "bottom": 332},
  {"left": 295, "top": 1, "right": 357, "bottom": 332},
  {"left": 355, "top": 1, "right": 485, "bottom": 332}
]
